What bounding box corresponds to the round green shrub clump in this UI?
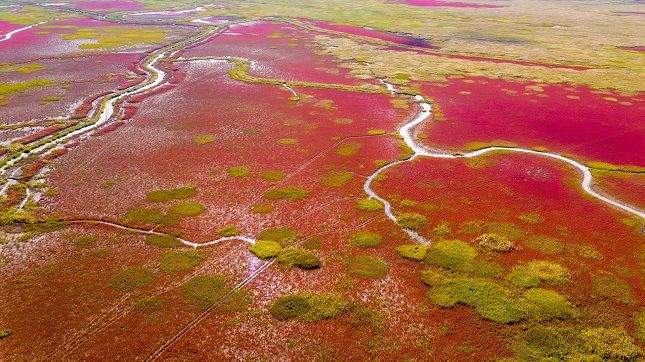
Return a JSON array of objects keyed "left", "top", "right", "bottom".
[
  {"left": 270, "top": 293, "right": 348, "bottom": 322},
  {"left": 356, "top": 198, "right": 382, "bottom": 212},
  {"left": 349, "top": 231, "right": 382, "bottom": 248},
  {"left": 396, "top": 212, "right": 428, "bottom": 230},
  {"left": 425, "top": 239, "right": 477, "bottom": 272},
  {"left": 170, "top": 202, "right": 205, "bottom": 217},
  {"left": 396, "top": 244, "right": 428, "bottom": 261},
  {"left": 145, "top": 234, "right": 182, "bottom": 248},
  {"left": 217, "top": 225, "right": 240, "bottom": 237},
  {"left": 182, "top": 275, "right": 228, "bottom": 310},
  {"left": 270, "top": 294, "right": 311, "bottom": 321},
  {"left": 522, "top": 288, "right": 579, "bottom": 321},
  {"left": 276, "top": 248, "right": 322, "bottom": 269},
  {"left": 428, "top": 278, "right": 525, "bottom": 324},
  {"left": 591, "top": 275, "right": 634, "bottom": 305},
  {"left": 228, "top": 166, "right": 250, "bottom": 177},
  {"left": 345, "top": 255, "right": 389, "bottom": 278},
  {"left": 475, "top": 233, "right": 515, "bottom": 252},
  {"left": 250, "top": 240, "right": 282, "bottom": 259},
  {"left": 145, "top": 186, "right": 196, "bottom": 203},
  {"left": 507, "top": 261, "right": 570, "bottom": 288},
  {"left": 159, "top": 250, "right": 204, "bottom": 273},
  {"left": 524, "top": 235, "right": 565, "bottom": 254},
  {"left": 264, "top": 187, "right": 309, "bottom": 200},
  {"left": 0, "top": 329, "right": 13, "bottom": 339},
  {"left": 110, "top": 267, "right": 155, "bottom": 290},
  {"left": 257, "top": 227, "right": 297, "bottom": 247}
]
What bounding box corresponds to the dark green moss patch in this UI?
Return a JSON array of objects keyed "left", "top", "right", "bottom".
[
  {"left": 346, "top": 255, "right": 389, "bottom": 278},
  {"left": 145, "top": 186, "right": 196, "bottom": 203},
  {"left": 159, "top": 250, "right": 204, "bottom": 273},
  {"left": 145, "top": 234, "right": 182, "bottom": 248},
  {"left": 110, "top": 267, "right": 154, "bottom": 290},
  {"left": 251, "top": 204, "right": 274, "bottom": 214},
  {"left": 349, "top": 231, "right": 382, "bottom": 248}
]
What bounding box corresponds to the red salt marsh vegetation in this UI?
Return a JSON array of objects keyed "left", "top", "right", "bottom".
[{"left": 418, "top": 77, "right": 645, "bottom": 165}]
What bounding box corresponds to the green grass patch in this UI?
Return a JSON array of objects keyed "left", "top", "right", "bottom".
[
  {"left": 345, "top": 255, "right": 389, "bottom": 278},
  {"left": 524, "top": 235, "right": 565, "bottom": 254},
  {"left": 145, "top": 234, "right": 182, "bottom": 248},
  {"left": 218, "top": 225, "right": 239, "bottom": 237},
  {"left": 257, "top": 227, "right": 297, "bottom": 247},
  {"left": 182, "top": 275, "right": 228, "bottom": 310},
  {"left": 74, "top": 234, "right": 97, "bottom": 249},
  {"left": 251, "top": 204, "right": 274, "bottom": 214},
  {"left": 507, "top": 261, "right": 570, "bottom": 288},
  {"left": 170, "top": 202, "right": 205, "bottom": 217},
  {"left": 515, "top": 326, "right": 643, "bottom": 361},
  {"left": 471, "top": 261, "right": 502, "bottom": 278},
  {"left": 145, "top": 186, "right": 196, "bottom": 203},
  {"left": 302, "top": 237, "right": 323, "bottom": 250},
  {"left": 367, "top": 129, "right": 386, "bottom": 135},
  {"left": 349, "top": 231, "right": 382, "bottom": 248},
  {"left": 336, "top": 142, "right": 361, "bottom": 156},
  {"left": 474, "top": 233, "right": 514, "bottom": 252},
  {"left": 425, "top": 239, "right": 477, "bottom": 273},
  {"left": 396, "top": 212, "right": 428, "bottom": 230},
  {"left": 270, "top": 292, "right": 348, "bottom": 322},
  {"left": 133, "top": 297, "right": 164, "bottom": 313},
  {"left": 636, "top": 311, "right": 645, "bottom": 342},
  {"left": 486, "top": 222, "right": 525, "bottom": 240},
  {"left": 355, "top": 198, "right": 382, "bottom": 212},
  {"left": 428, "top": 277, "right": 525, "bottom": 324},
  {"left": 591, "top": 274, "right": 634, "bottom": 305},
  {"left": 124, "top": 208, "right": 180, "bottom": 226},
  {"left": 159, "top": 250, "right": 204, "bottom": 273},
  {"left": 522, "top": 288, "right": 579, "bottom": 321},
  {"left": 321, "top": 170, "right": 353, "bottom": 187},
  {"left": 193, "top": 134, "right": 215, "bottom": 145},
  {"left": 264, "top": 187, "right": 309, "bottom": 200},
  {"left": 396, "top": 244, "right": 428, "bottom": 261},
  {"left": 276, "top": 248, "right": 322, "bottom": 269},
  {"left": 110, "top": 267, "right": 154, "bottom": 290},
  {"left": 0, "top": 329, "right": 13, "bottom": 339},
  {"left": 228, "top": 166, "right": 250, "bottom": 177},
  {"left": 260, "top": 170, "right": 286, "bottom": 182},
  {"left": 278, "top": 138, "right": 298, "bottom": 145},
  {"left": 250, "top": 240, "right": 282, "bottom": 259}
]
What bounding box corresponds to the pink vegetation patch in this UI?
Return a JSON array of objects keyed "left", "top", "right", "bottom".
[
  {"left": 0, "top": 20, "right": 21, "bottom": 36},
  {"left": 621, "top": 46, "right": 645, "bottom": 52},
  {"left": 74, "top": 1, "right": 142, "bottom": 10},
  {"left": 398, "top": 0, "right": 504, "bottom": 8},
  {"left": 304, "top": 20, "right": 439, "bottom": 49},
  {"left": 419, "top": 77, "right": 645, "bottom": 165}
]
